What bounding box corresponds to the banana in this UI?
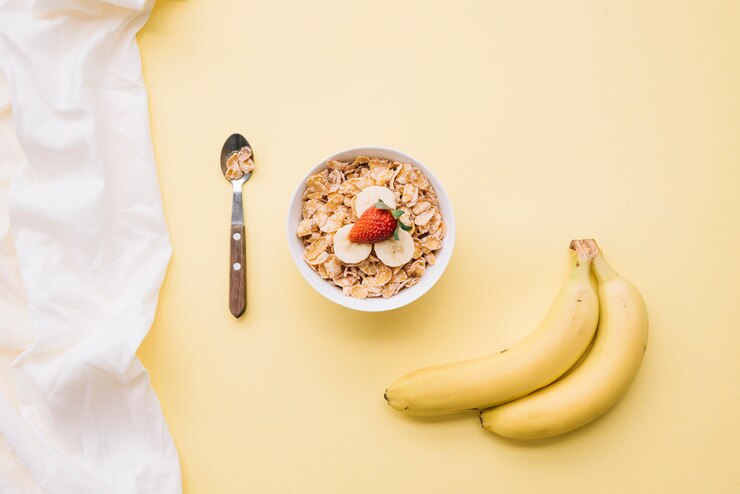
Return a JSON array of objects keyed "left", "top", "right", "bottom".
[
  {"left": 480, "top": 248, "right": 648, "bottom": 439},
  {"left": 333, "top": 224, "right": 371, "bottom": 264},
  {"left": 354, "top": 186, "right": 396, "bottom": 217},
  {"left": 384, "top": 240, "right": 600, "bottom": 415},
  {"left": 373, "top": 229, "right": 414, "bottom": 267}
]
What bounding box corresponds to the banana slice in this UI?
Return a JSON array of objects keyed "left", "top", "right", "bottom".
[
  {"left": 333, "top": 224, "right": 372, "bottom": 264},
  {"left": 354, "top": 186, "right": 396, "bottom": 217},
  {"left": 374, "top": 229, "right": 414, "bottom": 267}
]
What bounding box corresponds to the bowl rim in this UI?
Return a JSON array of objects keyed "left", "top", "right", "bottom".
[{"left": 286, "top": 145, "right": 456, "bottom": 312}]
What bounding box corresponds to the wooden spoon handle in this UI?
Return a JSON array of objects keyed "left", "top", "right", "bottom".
[{"left": 229, "top": 223, "right": 246, "bottom": 317}]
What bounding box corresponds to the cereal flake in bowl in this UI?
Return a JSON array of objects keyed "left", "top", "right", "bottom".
[{"left": 287, "top": 147, "right": 455, "bottom": 312}]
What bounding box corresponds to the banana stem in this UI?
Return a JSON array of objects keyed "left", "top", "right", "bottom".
[
  {"left": 592, "top": 253, "right": 619, "bottom": 282},
  {"left": 570, "top": 239, "right": 599, "bottom": 262}
]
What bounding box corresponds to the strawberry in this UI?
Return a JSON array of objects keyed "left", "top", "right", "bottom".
[{"left": 349, "top": 200, "right": 411, "bottom": 243}]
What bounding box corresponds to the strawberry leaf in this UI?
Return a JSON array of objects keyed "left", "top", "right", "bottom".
[
  {"left": 391, "top": 209, "right": 404, "bottom": 219},
  {"left": 374, "top": 199, "right": 392, "bottom": 210},
  {"left": 399, "top": 221, "right": 412, "bottom": 231},
  {"left": 393, "top": 226, "right": 400, "bottom": 241}
]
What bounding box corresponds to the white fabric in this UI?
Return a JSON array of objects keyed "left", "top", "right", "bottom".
[{"left": 0, "top": 0, "right": 181, "bottom": 492}]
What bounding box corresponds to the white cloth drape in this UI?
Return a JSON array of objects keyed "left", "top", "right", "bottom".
[{"left": 0, "top": 0, "right": 181, "bottom": 492}]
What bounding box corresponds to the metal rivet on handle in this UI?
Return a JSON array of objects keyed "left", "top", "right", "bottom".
[
  {"left": 233, "top": 233, "right": 241, "bottom": 241},
  {"left": 233, "top": 263, "right": 241, "bottom": 271}
]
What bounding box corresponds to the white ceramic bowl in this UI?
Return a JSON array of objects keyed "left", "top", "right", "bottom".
[{"left": 287, "top": 146, "right": 456, "bottom": 312}]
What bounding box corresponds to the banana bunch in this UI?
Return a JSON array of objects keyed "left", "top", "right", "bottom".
[{"left": 384, "top": 239, "right": 648, "bottom": 440}]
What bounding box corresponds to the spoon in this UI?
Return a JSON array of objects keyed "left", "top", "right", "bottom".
[{"left": 220, "top": 133, "right": 253, "bottom": 318}]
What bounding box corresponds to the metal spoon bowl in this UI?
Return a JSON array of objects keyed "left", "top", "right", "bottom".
[{"left": 221, "top": 133, "right": 253, "bottom": 183}]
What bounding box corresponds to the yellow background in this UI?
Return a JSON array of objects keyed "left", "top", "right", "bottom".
[{"left": 137, "top": 1, "right": 740, "bottom": 492}]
